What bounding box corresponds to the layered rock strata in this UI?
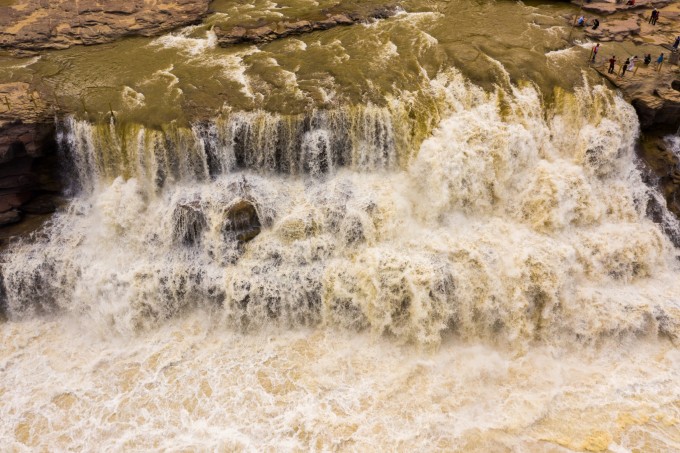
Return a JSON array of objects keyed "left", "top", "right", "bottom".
[
  {"left": 0, "top": 0, "right": 211, "bottom": 53},
  {"left": 0, "top": 83, "right": 57, "bottom": 228}
]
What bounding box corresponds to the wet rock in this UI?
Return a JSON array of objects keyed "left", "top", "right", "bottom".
[
  {"left": 20, "top": 194, "right": 57, "bottom": 215},
  {"left": 585, "top": 17, "right": 641, "bottom": 41},
  {"left": 593, "top": 63, "right": 680, "bottom": 131},
  {"left": 579, "top": 0, "right": 671, "bottom": 15},
  {"left": 0, "top": 210, "right": 22, "bottom": 226},
  {"left": 0, "top": 192, "right": 32, "bottom": 213},
  {"left": 0, "top": 0, "right": 211, "bottom": 53},
  {"left": 223, "top": 199, "right": 261, "bottom": 243},
  {"left": 672, "top": 80, "right": 680, "bottom": 92},
  {"left": 215, "top": 5, "right": 399, "bottom": 47},
  {"left": 172, "top": 201, "right": 207, "bottom": 246},
  {"left": 275, "top": 211, "right": 320, "bottom": 242}
]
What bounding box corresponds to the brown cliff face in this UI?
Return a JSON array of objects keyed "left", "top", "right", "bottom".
[
  {"left": 0, "top": 82, "right": 56, "bottom": 231},
  {"left": 0, "top": 0, "right": 211, "bottom": 53}
]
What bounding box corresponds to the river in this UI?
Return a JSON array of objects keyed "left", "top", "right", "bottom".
[{"left": 1, "top": 0, "right": 680, "bottom": 450}]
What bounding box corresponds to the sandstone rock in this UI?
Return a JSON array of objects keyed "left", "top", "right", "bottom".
[
  {"left": 246, "top": 26, "right": 276, "bottom": 43},
  {"left": 580, "top": 0, "right": 672, "bottom": 15},
  {"left": 585, "top": 17, "right": 641, "bottom": 41},
  {"left": 215, "top": 5, "right": 399, "bottom": 47},
  {"left": 593, "top": 64, "right": 680, "bottom": 131},
  {"left": 0, "top": 0, "right": 211, "bottom": 53},
  {"left": 0, "top": 174, "right": 37, "bottom": 190}
]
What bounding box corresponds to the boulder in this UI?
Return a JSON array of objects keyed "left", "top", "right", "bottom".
[
  {"left": 172, "top": 201, "right": 207, "bottom": 246},
  {"left": 223, "top": 199, "right": 261, "bottom": 243}
]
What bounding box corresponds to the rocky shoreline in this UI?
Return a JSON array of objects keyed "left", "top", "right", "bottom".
[
  {"left": 569, "top": 0, "right": 680, "bottom": 132},
  {"left": 0, "top": 0, "right": 211, "bottom": 54}
]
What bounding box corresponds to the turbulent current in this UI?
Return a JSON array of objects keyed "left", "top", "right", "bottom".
[{"left": 2, "top": 2, "right": 680, "bottom": 451}]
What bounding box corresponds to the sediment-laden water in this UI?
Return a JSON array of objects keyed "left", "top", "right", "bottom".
[{"left": 2, "top": 1, "right": 680, "bottom": 450}]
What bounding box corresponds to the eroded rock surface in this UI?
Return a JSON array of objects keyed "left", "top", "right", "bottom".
[
  {"left": 0, "top": 0, "right": 211, "bottom": 53},
  {"left": 578, "top": 0, "right": 671, "bottom": 16},
  {"left": 585, "top": 17, "right": 641, "bottom": 41},
  {"left": 214, "top": 5, "right": 399, "bottom": 46},
  {"left": 0, "top": 82, "right": 58, "bottom": 226}
]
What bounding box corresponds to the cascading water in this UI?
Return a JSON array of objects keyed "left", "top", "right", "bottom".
[
  {"left": 2, "top": 68, "right": 680, "bottom": 450},
  {"left": 3, "top": 68, "right": 680, "bottom": 344}
]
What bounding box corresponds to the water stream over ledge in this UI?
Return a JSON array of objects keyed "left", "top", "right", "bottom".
[{"left": 1, "top": 0, "right": 680, "bottom": 450}]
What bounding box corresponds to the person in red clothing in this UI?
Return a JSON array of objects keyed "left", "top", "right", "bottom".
[
  {"left": 608, "top": 56, "right": 617, "bottom": 74},
  {"left": 591, "top": 43, "right": 600, "bottom": 62}
]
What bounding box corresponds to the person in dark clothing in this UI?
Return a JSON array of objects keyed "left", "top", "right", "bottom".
[
  {"left": 592, "top": 19, "right": 600, "bottom": 30},
  {"left": 651, "top": 9, "right": 659, "bottom": 25},
  {"left": 644, "top": 54, "right": 651, "bottom": 65},
  {"left": 620, "top": 57, "right": 630, "bottom": 77},
  {"left": 649, "top": 8, "right": 657, "bottom": 24},
  {"left": 608, "top": 56, "right": 617, "bottom": 74},
  {"left": 673, "top": 36, "right": 680, "bottom": 50}
]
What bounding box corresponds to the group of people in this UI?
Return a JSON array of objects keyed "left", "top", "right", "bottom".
[
  {"left": 606, "top": 53, "right": 665, "bottom": 76},
  {"left": 581, "top": 3, "right": 676, "bottom": 78},
  {"left": 576, "top": 16, "right": 600, "bottom": 30}
]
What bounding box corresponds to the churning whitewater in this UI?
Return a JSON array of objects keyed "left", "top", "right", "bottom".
[
  {"left": 3, "top": 69, "right": 680, "bottom": 344},
  {"left": 2, "top": 69, "right": 680, "bottom": 450}
]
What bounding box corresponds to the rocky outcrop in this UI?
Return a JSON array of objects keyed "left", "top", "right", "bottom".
[
  {"left": 0, "top": 0, "right": 211, "bottom": 53},
  {"left": 578, "top": 0, "right": 671, "bottom": 16},
  {"left": 214, "top": 5, "right": 399, "bottom": 46},
  {"left": 585, "top": 17, "right": 641, "bottom": 41},
  {"left": 0, "top": 83, "right": 59, "bottom": 233},
  {"left": 593, "top": 61, "right": 680, "bottom": 131},
  {"left": 223, "top": 199, "right": 261, "bottom": 243}
]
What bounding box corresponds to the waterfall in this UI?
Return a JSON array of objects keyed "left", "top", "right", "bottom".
[{"left": 2, "top": 69, "right": 680, "bottom": 348}]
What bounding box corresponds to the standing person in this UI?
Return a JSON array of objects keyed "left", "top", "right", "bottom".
[
  {"left": 649, "top": 8, "right": 657, "bottom": 24},
  {"left": 656, "top": 53, "right": 664, "bottom": 70},
  {"left": 620, "top": 57, "right": 630, "bottom": 77},
  {"left": 644, "top": 54, "right": 651, "bottom": 65},
  {"left": 628, "top": 55, "right": 638, "bottom": 74},
  {"left": 673, "top": 36, "right": 680, "bottom": 50},
  {"left": 608, "top": 55, "right": 617, "bottom": 73},
  {"left": 591, "top": 43, "right": 600, "bottom": 62},
  {"left": 652, "top": 9, "right": 659, "bottom": 25}
]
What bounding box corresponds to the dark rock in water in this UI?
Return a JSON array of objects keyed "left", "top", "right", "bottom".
[
  {"left": 0, "top": 210, "right": 22, "bottom": 226},
  {"left": 172, "top": 201, "right": 207, "bottom": 246},
  {"left": 21, "top": 194, "right": 57, "bottom": 215},
  {"left": 223, "top": 199, "right": 261, "bottom": 243},
  {"left": 214, "top": 5, "right": 399, "bottom": 47}
]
